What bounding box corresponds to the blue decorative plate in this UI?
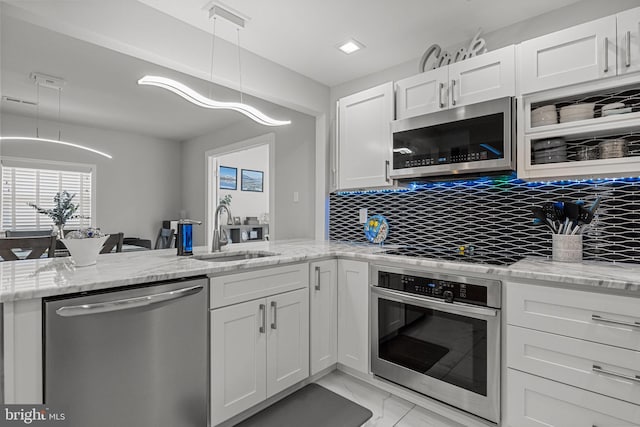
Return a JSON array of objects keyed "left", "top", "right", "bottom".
[{"left": 364, "top": 214, "right": 389, "bottom": 244}]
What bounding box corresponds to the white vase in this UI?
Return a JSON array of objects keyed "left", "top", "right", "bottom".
[{"left": 61, "top": 235, "right": 109, "bottom": 267}]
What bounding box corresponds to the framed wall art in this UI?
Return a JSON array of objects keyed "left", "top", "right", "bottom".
[
  {"left": 219, "top": 166, "right": 237, "bottom": 190},
  {"left": 241, "top": 169, "right": 264, "bottom": 192}
]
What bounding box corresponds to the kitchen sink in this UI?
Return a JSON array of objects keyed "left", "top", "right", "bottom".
[{"left": 193, "top": 251, "right": 279, "bottom": 262}]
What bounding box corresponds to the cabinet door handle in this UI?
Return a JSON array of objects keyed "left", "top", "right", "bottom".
[
  {"left": 626, "top": 30, "right": 632, "bottom": 67},
  {"left": 270, "top": 301, "right": 277, "bottom": 329},
  {"left": 259, "top": 304, "right": 266, "bottom": 333},
  {"left": 385, "top": 160, "right": 390, "bottom": 183},
  {"left": 315, "top": 266, "right": 321, "bottom": 291},
  {"left": 592, "top": 364, "right": 640, "bottom": 383},
  {"left": 604, "top": 37, "right": 609, "bottom": 73},
  {"left": 438, "top": 82, "right": 445, "bottom": 108},
  {"left": 592, "top": 314, "right": 640, "bottom": 328},
  {"left": 451, "top": 80, "right": 457, "bottom": 105}
]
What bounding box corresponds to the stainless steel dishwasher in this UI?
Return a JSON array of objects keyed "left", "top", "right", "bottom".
[{"left": 44, "top": 277, "right": 208, "bottom": 427}]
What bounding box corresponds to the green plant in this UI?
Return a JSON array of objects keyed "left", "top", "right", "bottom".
[
  {"left": 29, "top": 191, "right": 88, "bottom": 235},
  {"left": 219, "top": 194, "right": 232, "bottom": 206}
]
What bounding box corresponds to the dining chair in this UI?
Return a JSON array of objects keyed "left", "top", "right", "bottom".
[
  {"left": 100, "top": 232, "right": 124, "bottom": 254},
  {"left": 0, "top": 236, "right": 57, "bottom": 261},
  {"left": 5, "top": 230, "right": 55, "bottom": 238},
  {"left": 154, "top": 228, "right": 175, "bottom": 249},
  {"left": 123, "top": 237, "right": 152, "bottom": 250}
]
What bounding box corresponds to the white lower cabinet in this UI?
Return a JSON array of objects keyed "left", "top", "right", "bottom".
[
  {"left": 309, "top": 259, "right": 338, "bottom": 375},
  {"left": 337, "top": 259, "right": 369, "bottom": 374},
  {"left": 505, "top": 280, "right": 640, "bottom": 426},
  {"left": 211, "top": 287, "right": 309, "bottom": 426},
  {"left": 507, "top": 369, "right": 640, "bottom": 427}
]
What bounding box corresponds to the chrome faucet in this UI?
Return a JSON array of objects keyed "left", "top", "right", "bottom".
[{"left": 212, "top": 204, "right": 233, "bottom": 252}]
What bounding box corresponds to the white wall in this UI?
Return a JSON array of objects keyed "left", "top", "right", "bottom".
[
  {"left": 182, "top": 106, "right": 316, "bottom": 245},
  {"left": 0, "top": 113, "right": 181, "bottom": 242},
  {"left": 330, "top": 0, "right": 640, "bottom": 102},
  {"left": 217, "top": 144, "right": 269, "bottom": 221}
]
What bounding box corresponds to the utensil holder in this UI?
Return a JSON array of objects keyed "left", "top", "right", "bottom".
[{"left": 552, "top": 234, "right": 582, "bottom": 262}]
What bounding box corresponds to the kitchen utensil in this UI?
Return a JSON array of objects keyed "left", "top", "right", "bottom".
[
  {"left": 599, "top": 139, "right": 628, "bottom": 159},
  {"left": 532, "top": 138, "right": 566, "bottom": 151},
  {"left": 534, "top": 153, "right": 567, "bottom": 164},
  {"left": 530, "top": 206, "right": 556, "bottom": 233},
  {"left": 575, "top": 145, "right": 599, "bottom": 161},
  {"left": 589, "top": 196, "right": 602, "bottom": 214},
  {"left": 602, "top": 106, "right": 632, "bottom": 116},
  {"left": 602, "top": 102, "right": 625, "bottom": 112},
  {"left": 563, "top": 202, "right": 581, "bottom": 234}
]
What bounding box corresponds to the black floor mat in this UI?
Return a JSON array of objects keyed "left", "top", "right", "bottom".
[
  {"left": 233, "top": 383, "right": 373, "bottom": 427},
  {"left": 379, "top": 335, "right": 450, "bottom": 373}
]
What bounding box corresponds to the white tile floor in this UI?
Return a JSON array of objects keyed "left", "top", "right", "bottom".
[{"left": 314, "top": 371, "right": 466, "bottom": 427}]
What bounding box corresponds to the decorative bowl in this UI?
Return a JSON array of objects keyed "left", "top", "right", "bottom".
[
  {"left": 364, "top": 215, "right": 389, "bottom": 244},
  {"left": 61, "top": 235, "right": 109, "bottom": 267}
]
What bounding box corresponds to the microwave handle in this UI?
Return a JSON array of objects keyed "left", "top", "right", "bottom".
[{"left": 450, "top": 79, "right": 457, "bottom": 106}]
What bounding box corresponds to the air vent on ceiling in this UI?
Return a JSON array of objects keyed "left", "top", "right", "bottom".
[{"left": 2, "top": 96, "right": 38, "bottom": 106}]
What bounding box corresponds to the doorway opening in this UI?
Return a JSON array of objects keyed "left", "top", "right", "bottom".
[{"left": 206, "top": 133, "right": 275, "bottom": 249}]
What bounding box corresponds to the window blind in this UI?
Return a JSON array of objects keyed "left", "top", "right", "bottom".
[{"left": 1, "top": 165, "right": 93, "bottom": 232}]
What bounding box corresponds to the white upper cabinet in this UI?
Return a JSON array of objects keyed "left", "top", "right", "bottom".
[
  {"left": 395, "top": 66, "right": 449, "bottom": 119},
  {"left": 337, "top": 82, "right": 394, "bottom": 190},
  {"left": 617, "top": 7, "right": 640, "bottom": 75},
  {"left": 518, "top": 16, "right": 617, "bottom": 94},
  {"left": 518, "top": 13, "right": 637, "bottom": 94},
  {"left": 448, "top": 46, "right": 516, "bottom": 108},
  {"left": 396, "top": 45, "right": 515, "bottom": 120}
]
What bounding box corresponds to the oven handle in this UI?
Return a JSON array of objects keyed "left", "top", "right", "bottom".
[{"left": 371, "top": 286, "right": 498, "bottom": 318}]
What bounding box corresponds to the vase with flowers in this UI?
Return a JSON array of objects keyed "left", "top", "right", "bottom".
[{"left": 28, "top": 190, "right": 89, "bottom": 238}]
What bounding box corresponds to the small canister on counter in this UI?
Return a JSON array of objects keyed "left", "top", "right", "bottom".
[{"left": 552, "top": 234, "right": 582, "bottom": 262}]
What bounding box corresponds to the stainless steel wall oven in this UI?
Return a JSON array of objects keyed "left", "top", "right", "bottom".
[{"left": 370, "top": 264, "right": 501, "bottom": 423}]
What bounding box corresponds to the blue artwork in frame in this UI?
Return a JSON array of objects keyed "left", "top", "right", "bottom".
[
  {"left": 219, "top": 166, "right": 237, "bottom": 190},
  {"left": 241, "top": 169, "right": 264, "bottom": 192}
]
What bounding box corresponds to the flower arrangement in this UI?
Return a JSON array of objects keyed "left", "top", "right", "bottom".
[
  {"left": 66, "top": 227, "right": 105, "bottom": 239},
  {"left": 28, "top": 191, "right": 89, "bottom": 237}
]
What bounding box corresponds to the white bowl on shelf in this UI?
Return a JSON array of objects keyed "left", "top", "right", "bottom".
[
  {"left": 559, "top": 103, "right": 595, "bottom": 123},
  {"left": 531, "top": 104, "right": 557, "bottom": 127}
]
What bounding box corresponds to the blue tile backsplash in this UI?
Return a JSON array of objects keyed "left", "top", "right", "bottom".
[{"left": 329, "top": 174, "right": 640, "bottom": 264}]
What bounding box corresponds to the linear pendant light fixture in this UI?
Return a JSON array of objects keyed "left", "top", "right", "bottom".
[
  {"left": 0, "top": 73, "right": 113, "bottom": 159},
  {"left": 137, "top": 75, "right": 290, "bottom": 126},
  {"left": 137, "top": 4, "right": 290, "bottom": 127}
]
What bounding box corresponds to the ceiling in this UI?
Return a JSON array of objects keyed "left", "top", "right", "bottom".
[
  {"left": 137, "top": 0, "right": 585, "bottom": 87},
  {"left": 0, "top": 14, "right": 287, "bottom": 141}
]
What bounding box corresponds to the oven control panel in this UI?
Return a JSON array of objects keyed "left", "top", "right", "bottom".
[{"left": 378, "top": 271, "right": 488, "bottom": 305}]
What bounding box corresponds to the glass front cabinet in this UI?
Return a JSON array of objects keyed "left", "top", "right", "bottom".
[{"left": 517, "top": 74, "right": 640, "bottom": 180}]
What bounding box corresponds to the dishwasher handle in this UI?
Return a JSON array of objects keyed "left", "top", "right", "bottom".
[{"left": 56, "top": 284, "right": 204, "bottom": 317}]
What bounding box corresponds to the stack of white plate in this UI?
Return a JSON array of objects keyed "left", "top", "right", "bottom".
[
  {"left": 599, "top": 139, "right": 628, "bottom": 159},
  {"left": 602, "top": 102, "right": 632, "bottom": 117},
  {"left": 532, "top": 138, "right": 567, "bottom": 164},
  {"left": 531, "top": 104, "right": 557, "bottom": 127},
  {"left": 559, "top": 103, "right": 595, "bottom": 123}
]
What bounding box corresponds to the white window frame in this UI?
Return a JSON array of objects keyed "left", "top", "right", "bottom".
[{"left": 0, "top": 156, "right": 97, "bottom": 232}]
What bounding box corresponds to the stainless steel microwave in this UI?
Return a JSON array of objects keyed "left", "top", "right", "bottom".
[{"left": 390, "top": 97, "right": 515, "bottom": 180}]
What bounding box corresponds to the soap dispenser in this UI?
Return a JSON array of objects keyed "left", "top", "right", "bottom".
[{"left": 177, "top": 219, "right": 202, "bottom": 256}]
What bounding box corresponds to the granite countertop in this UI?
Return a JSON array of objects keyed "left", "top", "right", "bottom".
[{"left": 1, "top": 239, "right": 639, "bottom": 302}]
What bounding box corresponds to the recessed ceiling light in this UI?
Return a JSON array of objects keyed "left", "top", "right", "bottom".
[{"left": 338, "top": 39, "right": 364, "bottom": 54}]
